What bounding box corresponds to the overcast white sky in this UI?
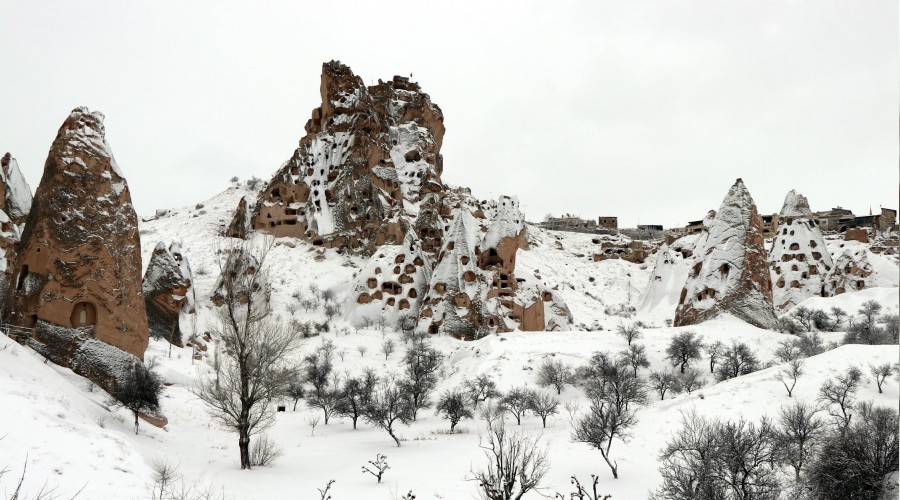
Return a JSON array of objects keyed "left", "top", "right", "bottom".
[{"left": 1, "top": 1, "right": 897, "bottom": 227}]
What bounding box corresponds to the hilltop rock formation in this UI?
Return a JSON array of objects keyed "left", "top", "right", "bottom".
[
  {"left": 5, "top": 107, "right": 148, "bottom": 359},
  {"left": 768, "top": 190, "right": 834, "bottom": 310},
  {"left": 674, "top": 179, "right": 777, "bottom": 329},
  {"left": 247, "top": 61, "right": 570, "bottom": 337},
  {"left": 250, "top": 60, "right": 445, "bottom": 254},
  {"left": 143, "top": 242, "right": 194, "bottom": 345}
]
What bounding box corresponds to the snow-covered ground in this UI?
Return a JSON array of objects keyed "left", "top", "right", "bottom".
[{"left": 1, "top": 185, "right": 898, "bottom": 499}]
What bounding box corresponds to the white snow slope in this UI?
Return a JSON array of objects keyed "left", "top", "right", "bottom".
[{"left": 1, "top": 184, "right": 897, "bottom": 499}]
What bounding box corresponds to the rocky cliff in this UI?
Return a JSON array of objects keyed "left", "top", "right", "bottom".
[
  {"left": 143, "top": 242, "right": 194, "bottom": 346},
  {"left": 674, "top": 179, "right": 777, "bottom": 329},
  {"left": 249, "top": 62, "right": 569, "bottom": 338}
]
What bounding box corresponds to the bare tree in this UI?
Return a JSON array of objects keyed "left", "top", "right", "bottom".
[
  {"left": 527, "top": 390, "right": 560, "bottom": 428},
  {"left": 465, "top": 374, "right": 501, "bottom": 409},
  {"left": 706, "top": 340, "right": 724, "bottom": 374},
  {"left": 791, "top": 306, "right": 816, "bottom": 332},
  {"left": 323, "top": 303, "right": 341, "bottom": 321},
  {"left": 615, "top": 322, "right": 642, "bottom": 346},
  {"left": 715, "top": 341, "right": 759, "bottom": 381},
  {"left": 381, "top": 337, "right": 396, "bottom": 360},
  {"left": 306, "top": 387, "right": 340, "bottom": 424},
  {"left": 818, "top": 366, "right": 862, "bottom": 428},
  {"left": 436, "top": 389, "right": 474, "bottom": 432},
  {"left": 653, "top": 410, "right": 781, "bottom": 499},
  {"left": 777, "top": 359, "right": 804, "bottom": 397},
  {"left": 500, "top": 387, "right": 533, "bottom": 425},
  {"left": 193, "top": 240, "right": 301, "bottom": 469},
  {"left": 869, "top": 362, "right": 894, "bottom": 393},
  {"left": 361, "top": 454, "right": 389, "bottom": 484},
  {"left": 109, "top": 361, "right": 164, "bottom": 435},
  {"left": 619, "top": 343, "right": 650, "bottom": 377},
  {"left": 472, "top": 418, "right": 550, "bottom": 500},
  {"left": 807, "top": 404, "right": 899, "bottom": 499},
  {"left": 828, "top": 306, "right": 847, "bottom": 331},
  {"left": 364, "top": 378, "right": 413, "bottom": 447},
  {"left": 357, "top": 345, "right": 368, "bottom": 357},
  {"left": 536, "top": 357, "right": 574, "bottom": 394},
  {"left": 284, "top": 371, "right": 305, "bottom": 411},
  {"left": 648, "top": 370, "right": 681, "bottom": 400},
  {"left": 400, "top": 338, "right": 442, "bottom": 420},
  {"left": 679, "top": 368, "right": 705, "bottom": 393},
  {"left": 555, "top": 475, "right": 610, "bottom": 500},
  {"left": 666, "top": 331, "right": 704, "bottom": 373},
  {"left": 337, "top": 369, "right": 378, "bottom": 430},
  {"left": 776, "top": 401, "right": 825, "bottom": 480},
  {"left": 572, "top": 360, "right": 646, "bottom": 479}
]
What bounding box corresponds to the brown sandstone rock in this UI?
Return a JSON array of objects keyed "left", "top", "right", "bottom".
[
  {"left": 5, "top": 107, "right": 148, "bottom": 359},
  {"left": 225, "top": 196, "right": 251, "bottom": 239}
]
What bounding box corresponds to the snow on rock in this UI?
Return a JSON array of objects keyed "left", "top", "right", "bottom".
[
  {"left": 249, "top": 61, "right": 444, "bottom": 254},
  {"left": 346, "top": 230, "right": 432, "bottom": 326},
  {"left": 768, "top": 190, "right": 834, "bottom": 311},
  {"left": 5, "top": 107, "right": 148, "bottom": 359},
  {"left": 224, "top": 195, "right": 252, "bottom": 239},
  {"left": 675, "top": 179, "right": 777, "bottom": 329},
  {"left": 143, "top": 242, "right": 193, "bottom": 346},
  {"left": 0, "top": 152, "right": 34, "bottom": 224}
]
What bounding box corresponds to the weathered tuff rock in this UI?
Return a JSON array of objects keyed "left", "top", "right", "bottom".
[
  {"left": 210, "top": 245, "right": 266, "bottom": 307},
  {"left": 250, "top": 60, "right": 445, "bottom": 255},
  {"left": 5, "top": 107, "right": 148, "bottom": 359},
  {"left": 143, "top": 242, "right": 194, "bottom": 346},
  {"left": 251, "top": 62, "right": 570, "bottom": 337},
  {"left": 0, "top": 153, "right": 33, "bottom": 225},
  {"left": 674, "top": 179, "right": 777, "bottom": 329},
  {"left": 768, "top": 190, "right": 834, "bottom": 310},
  {"left": 823, "top": 243, "right": 876, "bottom": 295},
  {"left": 225, "top": 196, "right": 252, "bottom": 239}
]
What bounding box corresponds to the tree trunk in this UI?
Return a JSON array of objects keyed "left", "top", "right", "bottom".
[
  {"left": 389, "top": 428, "right": 401, "bottom": 447},
  {"left": 239, "top": 426, "right": 251, "bottom": 469},
  {"left": 133, "top": 411, "right": 139, "bottom": 435},
  {"left": 541, "top": 416, "right": 547, "bottom": 428}
]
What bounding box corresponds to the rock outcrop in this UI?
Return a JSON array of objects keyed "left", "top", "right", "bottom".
[
  {"left": 768, "top": 190, "right": 834, "bottom": 310},
  {"left": 247, "top": 62, "right": 570, "bottom": 337},
  {"left": 143, "top": 242, "right": 192, "bottom": 345},
  {"left": 824, "top": 244, "right": 876, "bottom": 295},
  {"left": 346, "top": 230, "right": 432, "bottom": 324},
  {"left": 0, "top": 152, "right": 34, "bottom": 225},
  {"left": 250, "top": 61, "right": 445, "bottom": 255},
  {"left": 5, "top": 107, "right": 148, "bottom": 359},
  {"left": 225, "top": 196, "right": 252, "bottom": 239},
  {"left": 674, "top": 179, "right": 777, "bottom": 329}
]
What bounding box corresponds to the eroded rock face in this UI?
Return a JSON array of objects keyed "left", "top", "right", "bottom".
[
  {"left": 0, "top": 153, "right": 33, "bottom": 225},
  {"left": 249, "top": 62, "right": 570, "bottom": 337},
  {"left": 824, "top": 244, "right": 875, "bottom": 295},
  {"left": 674, "top": 179, "right": 777, "bottom": 329},
  {"left": 225, "top": 196, "right": 251, "bottom": 239},
  {"left": 250, "top": 61, "right": 445, "bottom": 255},
  {"left": 768, "top": 190, "right": 834, "bottom": 310},
  {"left": 143, "top": 242, "right": 193, "bottom": 346},
  {"left": 5, "top": 107, "right": 148, "bottom": 359}
]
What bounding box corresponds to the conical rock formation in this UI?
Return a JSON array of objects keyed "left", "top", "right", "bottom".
[
  {"left": 225, "top": 196, "right": 251, "bottom": 239},
  {"left": 6, "top": 107, "right": 148, "bottom": 358},
  {"left": 768, "top": 190, "right": 834, "bottom": 310},
  {"left": 674, "top": 179, "right": 776, "bottom": 329}
]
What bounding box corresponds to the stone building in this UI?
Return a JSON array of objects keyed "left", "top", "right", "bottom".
[{"left": 597, "top": 216, "right": 618, "bottom": 230}]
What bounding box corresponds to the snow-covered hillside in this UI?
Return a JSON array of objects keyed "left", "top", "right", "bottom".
[{"left": 1, "top": 184, "right": 898, "bottom": 499}]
